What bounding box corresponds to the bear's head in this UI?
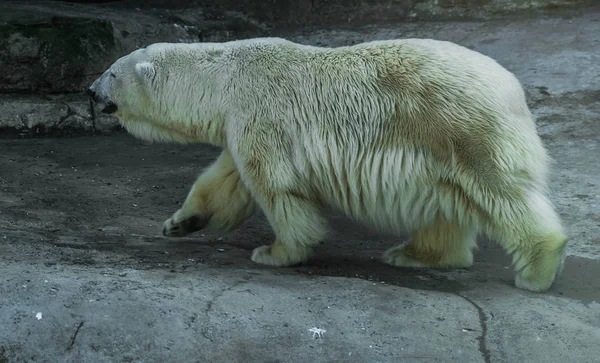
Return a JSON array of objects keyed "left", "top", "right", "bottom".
[
  {"left": 88, "top": 47, "right": 155, "bottom": 118},
  {"left": 88, "top": 43, "right": 227, "bottom": 145}
]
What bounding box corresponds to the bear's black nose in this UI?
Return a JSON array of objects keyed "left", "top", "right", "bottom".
[{"left": 87, "top": 88, "right": 96, "bottom": 100}]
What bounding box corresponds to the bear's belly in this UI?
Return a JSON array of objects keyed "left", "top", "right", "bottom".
[{"left": 298, "top": 145, "right": 455, "bottom": 234}]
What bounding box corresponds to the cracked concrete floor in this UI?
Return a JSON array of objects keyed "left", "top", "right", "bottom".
[{"left": 1, "top": 10, "right": 600, "bottom": 363}]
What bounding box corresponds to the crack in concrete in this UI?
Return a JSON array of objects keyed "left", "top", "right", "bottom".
[
  {"left": 19, "top": 112, "right": 29, "bottom": 130},
  {"left": 57, "top": 104, "right": 76, "bottom": 127},
  {"left": 204, "top": 280, "right": 248, "bottom": 314},
  {"left": 66, "top": 321, "right": 84, "bottom": 351},
  {"left": 456, "top": 294, "right": 491, "bottom": 363},
  {"left": 89, "top": 98, "right": 97, "bottom": 132}
]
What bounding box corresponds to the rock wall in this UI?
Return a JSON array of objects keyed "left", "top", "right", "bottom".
[
  {"left": 0, "top": 1, "right": 270, "bottom": 136},
  {"left": 0, "top": 0, "right": 594, "bottom": 136}
]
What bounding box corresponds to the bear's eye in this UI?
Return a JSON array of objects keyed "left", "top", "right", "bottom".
[{"left": 110, "top": 72, "right": 117, "bottom": 78}]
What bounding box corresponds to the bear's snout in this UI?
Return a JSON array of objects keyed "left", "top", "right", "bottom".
[{"left": 87, "top": 85, "right": 118, "bottom": 114}]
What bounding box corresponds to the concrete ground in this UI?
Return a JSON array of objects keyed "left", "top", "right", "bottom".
[{"left": 1, "top": 10, "right": 599, "bottom": 363}]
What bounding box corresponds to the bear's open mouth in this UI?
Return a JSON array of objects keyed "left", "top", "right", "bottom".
[{"left": 101, "top": 102, "right": 118, "bottom": 114}]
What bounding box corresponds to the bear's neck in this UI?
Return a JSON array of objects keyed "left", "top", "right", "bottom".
[
  {"left": 161, "top": 85, "right": 228, "bottom": 146},
  {"left": 117, "top": 110, "right": 227, "bottom": 147},
  {"left": 176, "top": 112, "right": 227, "bottom": 146}
]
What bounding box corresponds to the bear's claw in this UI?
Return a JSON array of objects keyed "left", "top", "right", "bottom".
[
  {"left": 382, "top": 245, "right": 428, "bottom": 268},
  {"left": 162, "top": 214, "right": 210, "bottom": 237},
  {"left": 251, "top": 243, "right": 312, "bottom": 267},
  {"left": 382, "top": 243, "right": 474, "bottom": 269}
]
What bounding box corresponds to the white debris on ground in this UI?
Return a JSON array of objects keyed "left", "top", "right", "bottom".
[
  {"left": 308, "top": 327, "right": 326, "bottom": 339},
  {"left": 35, "top": 312, "right": 42, "bottom": 320}
]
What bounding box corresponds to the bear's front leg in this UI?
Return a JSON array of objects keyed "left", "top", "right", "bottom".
[
  {"left": 232, "top": 136, "right": 328, "bottom": 267},
  {"left": 249, "top": 191, "right": 327, "bottom": 266},
  {"left": 162, "top": 149, "right": 256, "bottom": 237}
]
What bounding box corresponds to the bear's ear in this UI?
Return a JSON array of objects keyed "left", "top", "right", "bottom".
[{"left": 135, "top": 62, "right": 156, "bottom": 84}]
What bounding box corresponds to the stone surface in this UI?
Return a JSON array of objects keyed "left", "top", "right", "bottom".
[
  {"left": 0, "top": 0, "right": 597, "bottom": 134},
  {"left": 0, "top": 95, "right": 120, "bottom": 136},
  {"left": 1, "top": 10, "right": 600, "bottom": 363},
  {"left": 0, "top": 1, "right": 267, "bottom": 95},
  {"left": 57, "top": 0, "right": 598, "bottom": 25},
  {"left": 0, "top": 0, "right": 595, "bottom": 95},
  {"left": 0, "top": 16, "right": 118, "bottom": 94}
]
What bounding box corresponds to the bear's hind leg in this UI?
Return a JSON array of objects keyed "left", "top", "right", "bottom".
[
  {"left": 162, "top": 149, "right": 256, "bottom": 237},
  {"left": 485, "top": 189, "right": 568, "bottom": 292},
  {"left": 382, "top": 219, "right": 477, "bottom": 269}
]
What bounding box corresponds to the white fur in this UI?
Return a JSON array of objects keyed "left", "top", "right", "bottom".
[{"left": 90, "top": 37, "right": 568, "bottom": 292}]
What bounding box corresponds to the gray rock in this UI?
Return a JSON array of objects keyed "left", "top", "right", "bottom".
[
  {"left": 0, "top": 97, "right": 66, "bottom": 131},
  {"left": 102, "top": 0, "right": 596, "bottom": 25},
  {"left": 0, "top": 1, "right": 269, "bottom": 96},
  {"left": 95, "top": 114, "right": 122, "bottom": 134},
  {"left": 0, "top": 95, "right": 120, "bottom": 136},
  {"left": 0, "top": 0, "right": 595, "bottom": 136},
  {"left": 0, "top": 16, "right": 119, "bottom": 94}
]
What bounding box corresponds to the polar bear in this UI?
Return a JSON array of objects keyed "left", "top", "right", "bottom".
[{"left": 88, "top": 37, "right": 568, "bottom": 292}]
